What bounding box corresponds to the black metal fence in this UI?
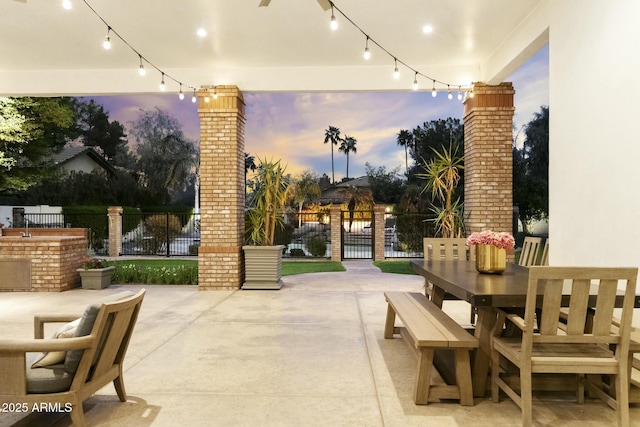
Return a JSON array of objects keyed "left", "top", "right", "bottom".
[
  {"left": 282, "top": 210, "right": 331, "bottom": 259},
  {"left": 21, "top": 212, "right": 109, "bottom": 255},
  {"left": 384, "top": 212, "right": 436, "bottom": 258},
  {"left": 121, "top": 212, "right": 200, "bottom": 257}
]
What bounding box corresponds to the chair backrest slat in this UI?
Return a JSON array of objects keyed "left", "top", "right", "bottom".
[
  {"left": 566, "top": 279, "right": 590, "bottom": 335},
  {"left": 539, "top": 278, "right": 563, "bottom": 335},
  {"left": 540, "top": 239, "right": 549, "bottom": 265}
]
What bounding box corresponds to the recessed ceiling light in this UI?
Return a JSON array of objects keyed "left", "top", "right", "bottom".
[
  {"left": 197, "top": 28, "right": 207, "bottom": 38},
  {"left": 422, "top": 24, "right": 433, "bottom": 34}
]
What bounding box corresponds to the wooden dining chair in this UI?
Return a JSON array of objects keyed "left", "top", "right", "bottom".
[
  {"left": 490, "top": 266, "right": 638, "bottom": 427},
  {"left": 423, "top": 238, "right": 476, "bottom": 324},
  {"left": 540, "top": 238, "right": 549, "bottom": 266},
  {"left": 518, "top": 236, "right": 542, "bottom": 266}
]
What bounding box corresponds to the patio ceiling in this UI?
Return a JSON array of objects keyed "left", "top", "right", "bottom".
[{"left": 0, "top": 0, "right": 546, "bottom": 95}]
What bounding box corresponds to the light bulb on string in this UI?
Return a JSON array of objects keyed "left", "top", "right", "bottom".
[
  {"left": 363, "top": 36, "right": 371, "bottom": 60},
  {"left": 469, "top": 86, "right": 475, "bottom": 98},
  {"left": 160, "top": 73, "right": 166, "bottom": 91},
  {"left": 192, "top": 89, "right": 197, "bottom": 103},
  {"left": 179, "top": 84, "right": 185, "bottom": 100},
  {"left": 103, "top": 27, "right": 111, "bottom": 50},
  {"left": 330, "top": 5, "right": 338, "bottom": 30},
  {"left": 393, "top": 58, "right": 400, "bottom": 79},
  {"left": 457, "top": 86, "right": 462, "bottom": 101},
  {"left": 62, "top": 0, "right": 72, "bottom": 10},
  {"left": 138, "top": 56, "right": 146, "bottom": 76},
  {"left": 431, "top": 80, "right": 437, "bottom": 98},
  {"left": 213, "top": 87, "right": 218, "bottom": 100},
  {"left": 412, "top": 72, "right": 419, "bottom": 91},
  {"left": 447, "top": 85, "right": 453, "bottom": 100}
]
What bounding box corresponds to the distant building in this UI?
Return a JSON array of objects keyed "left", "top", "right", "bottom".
[
  {"left": 319, "top": 176, "right": 370, "bottom": 205},
  {"left": 52, "top": 146, "right": 117, "bottom": 177}
]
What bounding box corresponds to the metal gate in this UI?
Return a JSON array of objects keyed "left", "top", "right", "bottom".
[{"left": 340, "top": 210, "right": 374, "bottom": 259}]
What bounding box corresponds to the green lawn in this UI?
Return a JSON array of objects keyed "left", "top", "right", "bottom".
[
  {"left": 111, "top": 259, "right": 346, "bottom": 283},
  {"left": 373, "top": 260, "right": 418, "bottom": 275},
  {"left": 282, "top": 261, "right": 345, "bottom": 276}
]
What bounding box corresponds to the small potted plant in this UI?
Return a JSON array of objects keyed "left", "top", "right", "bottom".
[
  {"left": 77, "top": 257, "right": 115, "bottom": 289},
  {"left": 242, "top": 157, "right": 290, "bottom": 290}
]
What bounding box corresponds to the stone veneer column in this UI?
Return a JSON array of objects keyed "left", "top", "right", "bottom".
[
  {"left": 330, "top": 205, "right": 342, "bottom": 261},
  {"left": 373, "top": 204, "right": 385, "bottom": 261},
  {"left": 198, "top": 86, "right": 246, "bottom": 290},
  {"left": 107, "top": 206, "right": 122, "bottom": 257},
  {"left": 463, "top": 82, "right": 515, "bottom": 238}
]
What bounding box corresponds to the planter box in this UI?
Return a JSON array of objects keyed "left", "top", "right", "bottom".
[
  {"left": 77, "top": 266, "right": 115, "bottom": 290},
  {"left": 242, "top": 245, "right": 284, "bottom": 290}
]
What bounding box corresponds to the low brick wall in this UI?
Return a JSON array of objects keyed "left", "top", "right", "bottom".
[{"left": 0, "top": 229, "right": 88, "bottom": 292}]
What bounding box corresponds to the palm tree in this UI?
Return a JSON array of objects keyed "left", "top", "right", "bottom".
[
  {"left": 397, "top": 129, "right": 414, "bottom": 174},
  {"left": 338, "top": 135, "right": 357, "bottom": 179},
  {"left": 288, "top": 171, "right": 321, "bottom": 228},
  {"left": 323, "top": 126, "right": 342, "bottom": 184},
  {"left": 336, "top": 185, "right": 373, "bottom": 232}
]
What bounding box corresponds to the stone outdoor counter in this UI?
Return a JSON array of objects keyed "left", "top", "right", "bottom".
[{"left": 0, "top": 228, "right": 88, "bottom": 292}]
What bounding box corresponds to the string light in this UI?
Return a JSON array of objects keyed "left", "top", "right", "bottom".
[
  {"left": 431, "top": 80, "right": 437, "bottom": 97},
  {"left": 330, "top": 5, "right": 338, "bottom": 30},
  {"left": 327, "top": 1, "right": 471, "bottom": 97},
  {"left": 213, "top": 87, "right": 218, "bottom": 99},
  {"left": 62, "top": 0, "right": 72, "bottom": 10},
  {"left": 363, "top": 36, "right": 371, "bottom": 60},
  {"left": 457, "top": 86, "right": 462, "bottom": 101},
  {"left": 192, "top": 89, "right": 197, "bottom": 103},
  {"left": 160, "top": 73, "right": 166, "bottom": 91},
  {"left": 138, "top": 55, "right": 146, "bottom": 76},
  {"left": 102, "top": 27, "right": 111, "bottom": 50},
  {"left": 73, "top": 0, "right": 198, "bottom": 99},
  {"left": 447, "top": 85, "right": 452, "bottom": 100}
]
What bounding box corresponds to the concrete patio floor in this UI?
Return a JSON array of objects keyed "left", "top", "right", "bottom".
[{"left": 1, "top": 261, "right": 639, "bottom": 427}]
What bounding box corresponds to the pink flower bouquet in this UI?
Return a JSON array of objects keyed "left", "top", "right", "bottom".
[{"left": 466, "top": 230, "right": 515, "bottom": 250}]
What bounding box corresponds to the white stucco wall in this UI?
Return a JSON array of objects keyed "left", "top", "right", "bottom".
[
  {"left": 60, "top": 155, "right": 100, "bottom": 174},
  {"left": 548, "top": 1, "right": 640, "bottom": 267}
]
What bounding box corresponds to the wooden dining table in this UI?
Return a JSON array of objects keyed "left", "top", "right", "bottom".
[{"left": 409, "top": 259, "right": 640, "bottom": 397}]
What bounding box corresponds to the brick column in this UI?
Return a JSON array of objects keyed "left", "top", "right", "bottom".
[
  {"left": 330, "top": 204, "right": 342, "bottom": 261},
  {"left": 463, "top": 82, "right": 515, "bottom": 238},
  {"left": 373, "top": 204, "right": 385, "bottom": 261},
  {"left": 198, "top": 86, "right": 246, "bottom": 290},
  {"left": 107, "top": 206, "right": 122, "bottom": 257}
]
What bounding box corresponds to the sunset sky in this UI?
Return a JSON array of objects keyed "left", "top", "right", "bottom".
[{"left": 88, "top": 44, "right": 548, "bottom": 182}]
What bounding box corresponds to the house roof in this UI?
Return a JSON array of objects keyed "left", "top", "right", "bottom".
[{"left": 53, "top": 146, "right": 118, "bottom": 176}]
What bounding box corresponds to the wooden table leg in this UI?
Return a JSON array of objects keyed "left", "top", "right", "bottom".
[
  {"left": 431, "top": 286, "right": 445, "bottom": 309},
  {"left": 472, "top": 307, "right": 497, "bottom": 397}
]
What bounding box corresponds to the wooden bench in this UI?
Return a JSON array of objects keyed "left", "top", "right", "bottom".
[{"left": 383, "top": 291, "right": 479, "bottom": 405}]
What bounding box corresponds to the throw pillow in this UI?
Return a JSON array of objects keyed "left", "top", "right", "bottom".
[{"left": 31, "top": 318, "right": 80, "bottom": 368}]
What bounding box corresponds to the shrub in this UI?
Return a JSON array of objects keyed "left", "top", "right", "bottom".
[
  {"left": 306, "top": 236, "right": 327, "bottom": 257},
  {"left": 289, "top": 248, "right": 306, "bottom": 257},
  {"left": 143, "top": 214, "right": 182, "bottom": 254}
]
